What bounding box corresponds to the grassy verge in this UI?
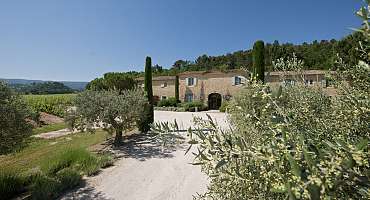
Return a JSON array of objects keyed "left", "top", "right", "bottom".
[
  {"left": 0, "top": 130, "right": 114, "bottom": 199},
  {"left": 32, "top": 122, "right": 68, "bottom": 135}
]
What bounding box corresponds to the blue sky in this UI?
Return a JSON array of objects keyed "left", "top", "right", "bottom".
[{"left": 0, "top": 0, "right": 361, "bottom": 81}]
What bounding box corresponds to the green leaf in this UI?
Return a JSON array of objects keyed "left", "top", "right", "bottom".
[
  {"left": 185, "top": 144, "right": 193, "bottom": 155},
  {"left": 287, "top": 154, "right": 301, "bottom": 178},
  {"left": 188, "top": 140, "right": 198, "bottom": 145},
  {"left": 215, "top": 159, "right": 227, "bottom": 169},
  {"left": 356, "top": 138, "right": 368, "bottom": 151},
  {"left": 191, "top": 162, "right": 205, "bottom": 165}
]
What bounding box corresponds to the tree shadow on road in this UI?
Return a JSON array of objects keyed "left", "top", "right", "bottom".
[
  {"left": 59, "top": 180, "right": 113, "bottom": 200},
  {"left": 111, "top": 132, "right": 185, "bottom": 161}
]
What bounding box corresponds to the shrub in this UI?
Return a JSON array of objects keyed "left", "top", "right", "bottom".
[
  {"left": 44, "top": 148, "right": 112, "bottom": 176},
  {"left": 29, "top": 173, "right": 61, "bottom": 200},
  {"left": 0, "top": 82, "right": 33, "bottom": 154},
  {"left": 181, "top": 101, "right": 207, "bottom": 112},
  {"left": 219, "top": 101, "right": 229, "bottom": 112},
  {"left": 157, "top": 97, "right": 178, "bottom": 107},
  {"left": 137, "top": 103, "right": 153, "bottom": 133},
  {"left": 0, "top": 170, "right": 26, "bottom": 199},
  {"left": 56, "top": 168, "right": 81, "bottom": 191}
]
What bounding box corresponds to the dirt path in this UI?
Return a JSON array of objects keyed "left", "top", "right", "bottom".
[{"left": 61, "top": 111, "right": 228, "bottom": 200}]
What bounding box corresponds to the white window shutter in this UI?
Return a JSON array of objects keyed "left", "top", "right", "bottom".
[
  {"left": 231, "top": 76, "right": 236, "bottom": 85},
  {"left": 240, "top": 76, "right": 246, "bottom": 84},
  {"left": 185, "top": 78, "right": 189, "bottom": 86},
  {"left": 194, "top": 77, "right": 197, "bottom": 86}
]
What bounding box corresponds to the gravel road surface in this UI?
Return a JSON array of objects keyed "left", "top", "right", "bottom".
[{"left": 61, "top": 111, "right": 228, "bottom": 200}]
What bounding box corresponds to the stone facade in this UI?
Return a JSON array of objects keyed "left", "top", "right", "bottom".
[
  {"left": 137, "top": 69, "right": 335, "bottom": 108},
  {"left": 265, "top": 70, "right": 327, "bottom": 88},
  {"left": 178, "top": 70, "right": 249, "bottom": 102},
  {"left": 136, "top": 76, "right": 176, "bottom": 103}
]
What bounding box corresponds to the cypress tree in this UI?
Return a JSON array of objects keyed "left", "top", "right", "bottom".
[
  {"left": 252, "top": 40, "right": 265, "bottom": 83},
  {"left": 138, "top": 56, "right": 154, "bottom": 132},
  {"left": 175, "top": 75, "right": 180, "bottom": 102},
  {"left": 144, "top": 56, "right": 153, "bottom": 105}
]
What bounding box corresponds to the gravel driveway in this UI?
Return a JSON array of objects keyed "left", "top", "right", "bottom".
[{"left": 61, "top": 111, "right": 228, "bottom": 200}]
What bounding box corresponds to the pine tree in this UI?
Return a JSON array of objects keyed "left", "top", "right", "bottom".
[{"left": 253, "top": 40, "right": 265, "bottom": 83}]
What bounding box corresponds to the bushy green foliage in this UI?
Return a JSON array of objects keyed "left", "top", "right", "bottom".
[
  {"left": 175, "top": 60, "right": 369, "bottom": 199},
  {"left": 44, "top": 148, "right": 113, "bottom": 176},
  {"left": 29, "top": 172, "right": 61, "bottom": 200},
  {"left": 253, "top": 40, "right": 265, "bottom": 82},
  {"left": 0, "top": 82, "right": 33, "bottom": 154},
  {"left": 0, "top": 147, "right": 113, "bottom": 199},
  {"left": 86, "top": 72, "right": 137, "bottom": 94},
  {"left": 23, "top": 94, "right": 75, "bottom": 117},
  {"left": 11, "top": 81, "right": 74, "bottom": 95},
  {"left": 0, "top": 170, "right": 26, "bottom": 199},
  {"left": 66, "top": 88, "right": 146, "bottom": 145},
  {"left": 55, "top": 168, "right": 81, "bottom": 191},
  {"left": 157, "top": 97, "right": 178, "bottom": 107},
  {"left": 146, "top": 33, "right": 363, "bottom": 76},
  {"left": 219, "top": 101, "right": 229, "bottom": 112},
  {"left": 181, "top": 101, "right": 207, "bottom": 112}
]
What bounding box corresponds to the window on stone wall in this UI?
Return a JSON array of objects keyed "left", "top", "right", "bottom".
[
  {"left": 305, "top": 79, "right": 314, "bottom": 85},
  {"left": 161, "top": 82, "right": 167, "bottom": 88},
  {"left": 187, "top": 77, "right": 195, "bottom": 86},
  {"left": 284, "top": 79, "right": 295, "bottom": 86},
  {"left": 161, "top": 96, "right": 167, "bottom": 100},
  {"left": 235, "top": 76, "right": 242, "bottom": 85},
  {"left": 321, "top": 79, "right": 327, "bottom": 87}
]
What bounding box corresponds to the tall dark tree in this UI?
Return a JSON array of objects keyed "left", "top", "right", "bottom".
[
  {"left": 253, "top": 40, "right": 265, "bottom": 83},
  {"left": 175, "top": 75, "right": 180, "bottom": 102},
  {"left": 138, "top": 56, "right": 154, "bottom": 132},
  {"left": 145, "top": 57, "right": 154, "bottom": 105}
]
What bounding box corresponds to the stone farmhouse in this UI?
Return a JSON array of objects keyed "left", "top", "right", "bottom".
[{"left": 137, "top": 69, "right": 334, "bottom": 110}]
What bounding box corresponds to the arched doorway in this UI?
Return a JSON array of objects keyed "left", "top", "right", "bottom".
[{"left": 208, "top": 93, "right": 222, "bottom": 110}]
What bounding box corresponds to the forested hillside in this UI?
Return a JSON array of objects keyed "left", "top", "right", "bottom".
[
  {"left": 151, "top": 32, "right": 363, "bottom": 76},
  {"left": 10, "top": 82, "right": 74, "bottom": 94}
]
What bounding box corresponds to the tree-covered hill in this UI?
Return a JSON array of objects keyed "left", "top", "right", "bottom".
[
  {"left": 152, "top": 32, "right": 364, "bottom": 76},
  {"left": 9, "top": 81, "right": 75, "bottom": 94}
]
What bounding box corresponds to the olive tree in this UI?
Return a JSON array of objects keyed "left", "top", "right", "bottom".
[
  {"left": 66, "top": 88, "right": 147, "bottom": 146},
  {"left": 0, "top": 82, "right": 32, "bottom": 154},
  {"left": 153, "top": 3, "right": 370, "bottom": 199}
]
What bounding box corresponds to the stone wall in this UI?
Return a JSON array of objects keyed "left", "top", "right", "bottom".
[{"left": 178, "top": 70, "right": 249, "bottom": 102}]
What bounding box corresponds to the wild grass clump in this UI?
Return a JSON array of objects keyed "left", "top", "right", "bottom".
[
  {"left": 44, "top": 148, "right": 113, "bottom": 176},
  {"left": 28, "top": 172, "right": 61, "bottom": 200},
  {"left": 219, "top": 101, "right": 229, "bottom": 112},
  {"left": 0, "top": 170, "right": 26, "bottom": 199},
  {"left": 0, "top": 147, "right": 113, "bottom": 199}
]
